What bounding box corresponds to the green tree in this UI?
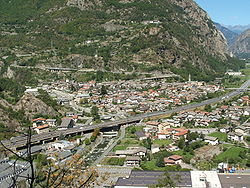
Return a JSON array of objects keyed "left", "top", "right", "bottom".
[
  {"left": 156, "top": 172, "right": 176, "bottom": 188},
  {"left": 90, "top": 128, "right": 100, "bottom": 142},
  {"left": 143, "top": 137, "right": 152, "bottom": 150},
  {"left": 156, "top": 156, "right": 165, "bottom": 167},
  {"left": 58, "top": 133, "right": 65, "bottom": 140},
  {"left": 130, "top": 127, "right": 136, "bottom": 134},
  {"left": 37, "top": 89, "right": 59, "bottom": 110},
  {"left": 155, "top": 151, "right": 171, "bottom": 167},
  {"left": 80, "top": 98, "right": 88, "bottom": 104},
  {"left": 246, "top": 157, "right": 250, "bottom": 167},
  {"left": 100, "top": 85, "right": 108, "bottom": 95},
  {"left": 85, "top": 138, "right": 91, "bottom": 145},
  {"left": 96, "top": 70, "right": 104, "bottom": 82},
  {"left": 239, "top": 150, "right": 247, "bottom": 159},
  {"left": 178, "top": 136, "right": 185, "bottom": 149},
  {"left": 246, "top": 136, "right": 250, "bottom": 142},
  {"left": 187, "top": 132, "right": 199, "bottom": 142},
  {"left": 204, "top": 104, "right": 212, "bottom": 112},
  {"left": 91, "top": 106, "right": 100, "bottom": 120}
]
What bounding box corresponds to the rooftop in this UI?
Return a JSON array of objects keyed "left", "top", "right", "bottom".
[
  {"left": 218, "top": 174, "right": 250, "bottom": 188},
  {"left": 135, "top": 131, "right": 146, "bottom": 138},
  {"left": 115, "top": 170, "right": 192, "bottom": 187}
]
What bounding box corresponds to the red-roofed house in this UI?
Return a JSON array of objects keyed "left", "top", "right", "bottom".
[
  {"left": 173, "top": 129, "right": 189, "bottom": 140},
  {"left": 146, "top": 121, "right": 160, "bottom": 127},
  {"left": 241, "top": 96, "right": 250, "bottom": 105},
  {"left": 220, "top": 105, "right": 228, "bottom": 110},
  {"left": 157, "top": 132, "right": 171, "bottom": 139},
  {"left": 32, "top": 118, "right": 46, "bottom": 128},
  {"left": 164, "top": 155, "right": 182, "bottom": 166},
  {"left": 34, "top": 124, "right": 49, "bottom": 134}
]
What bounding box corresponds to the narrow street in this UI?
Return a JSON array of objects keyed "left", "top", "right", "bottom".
[{"left": 92, "top": 126, "right": 126, "bottom": 166}]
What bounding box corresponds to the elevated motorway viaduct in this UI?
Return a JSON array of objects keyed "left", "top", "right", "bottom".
[{"left": 2, "top": 79, "right": 250, "bottom": 150}]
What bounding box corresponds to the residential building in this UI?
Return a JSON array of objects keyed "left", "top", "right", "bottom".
[
  {"left": 46, "top": 119, "right": 57, "bottom": 127},
  {"left": 218, "top": 174, "right": 250, "bottom": 188},
  {"left": 228, "top": 132, "right": 244, "bottom": 142},
  {"left": 32, "top": 118, "right": 46, "bottom": 128},
  {"left": 115, "top": 147, "right": 147, "bottom": 158},
  {"left": 151, "top": 144, "right": 160, "bottom": 154},
  {"left": 219, "top": 126, "right": 230, "bottom": 133},
  {"left": 146, "top": 121, "right": 160, "bottom": 127},
  {"left": 124, "top": 156, "right": 140, "bottom": 167},
  {"left": 34, "top": 124, "right": 50, "bottom": 134},
  {"left": 157, "top": 132, "right": 171, "bottom": 139},
  {"left": 135, "top": 131, "right": 147, "bottom": 141},
  {"left": 191, "top": 171, "right": 222, "bottom": 188},
  {"left": 204, "top": 136, "right": 219, "bottom": 145},
  {"left": 48, "top": 140, "right": 74, "bottom": 151},
  {"left": 173, "top": 129, "right": 189, "bottom": 140},
  {"left": 164, "top": 155, "right": 182, "bottom": 166},
  {"left": 66, "top": 112, "right": 75, "bottom": 117},
  {"left": 58, "top": 117, "right": 75, "bottom": 130},
  {"left": 235, "top": 126, "right": 247, "bottom": 136},
  {"left": 166, "top": 145, "right": 180, "bottom": 152}
]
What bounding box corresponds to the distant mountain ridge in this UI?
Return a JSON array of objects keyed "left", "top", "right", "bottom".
[
  {"left": 230, "top": 29, "right": 250, "bottom": 58},
  {"left": 214, "top": 23, "right": 238, "bottom": 45},
  {"left": 215, "top": 23, "right": 250, "bottom": 58},
  {"left": 225, "top": 24, "right": 250, "bottom": 34}
]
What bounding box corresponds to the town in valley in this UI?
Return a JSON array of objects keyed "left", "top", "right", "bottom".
[{"left": 1, "top": 0, "right": 250, "bottom": 187}]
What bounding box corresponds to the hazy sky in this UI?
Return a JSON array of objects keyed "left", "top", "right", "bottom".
[{"left": 194, "top": 0, "right": 250, "bottom": 26}]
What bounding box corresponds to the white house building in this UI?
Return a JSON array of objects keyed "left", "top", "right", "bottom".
[{"left": 204, "top": 136, "right": 219, "bottom": 145}]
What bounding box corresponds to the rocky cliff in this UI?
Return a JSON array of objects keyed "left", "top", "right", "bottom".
[
  {"left": 14, "top": 94, "right": 57, "bottom": 120},
  {"left": 0, "top": 94, "right": 57, "bottom": 129},
  {"left": 214, "top": 22, "right": 238, "bottom": 45},
  {"left": 230, "top": 29, "right": 250, "bottom": 58}
]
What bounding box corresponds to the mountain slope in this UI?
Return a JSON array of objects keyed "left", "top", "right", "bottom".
[
  {"left": 0, "top": 93, "right": 58, "bottom": 128},
  {"left": 226, "top": 24, "right": 250, "bottom": 34},
  {"left": 230, "top": 29, "right": 250, "bottom": 58},
  {"left": 0, "top": 0, "right": 244, "bottom": 80},
  {"left": 214, "top": 22, "right": 238, "bottom": 45}
]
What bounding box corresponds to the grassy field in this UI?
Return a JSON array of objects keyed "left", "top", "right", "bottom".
[
  {"left": 153, "top": 139, "right": 172, "bottom": 146},
  {"left": 241, "top": 64, "right": 250, "bottom": 78},
  {"left": 125, "top": 125, "right": 144, "bottom": 138},
  {"left": 112, "top": 145, "right": 128, "bottom": 151},
  {"left": 172, "top": 150, "right": 194, "bottom": 163},
  {"left": 208, "top": 132, "right": 227, "bottom": 141},
  {"left": 216, "top": 147, "right": 245, "bottom": 162},
  {"left": 141, "top": 158, "right": 186, "bottom": 171},
  {"left": 112, "top": 138, "right": 142, "bottom": 151},
  {"left": 141, "top": 159, "right": 167, "bottom": 171},
  {"left": 223, "top": 66, "right": 250, "bottom": 88},
  {"left": 112, "top": 125, "right": 146, "bottom": 151}
]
